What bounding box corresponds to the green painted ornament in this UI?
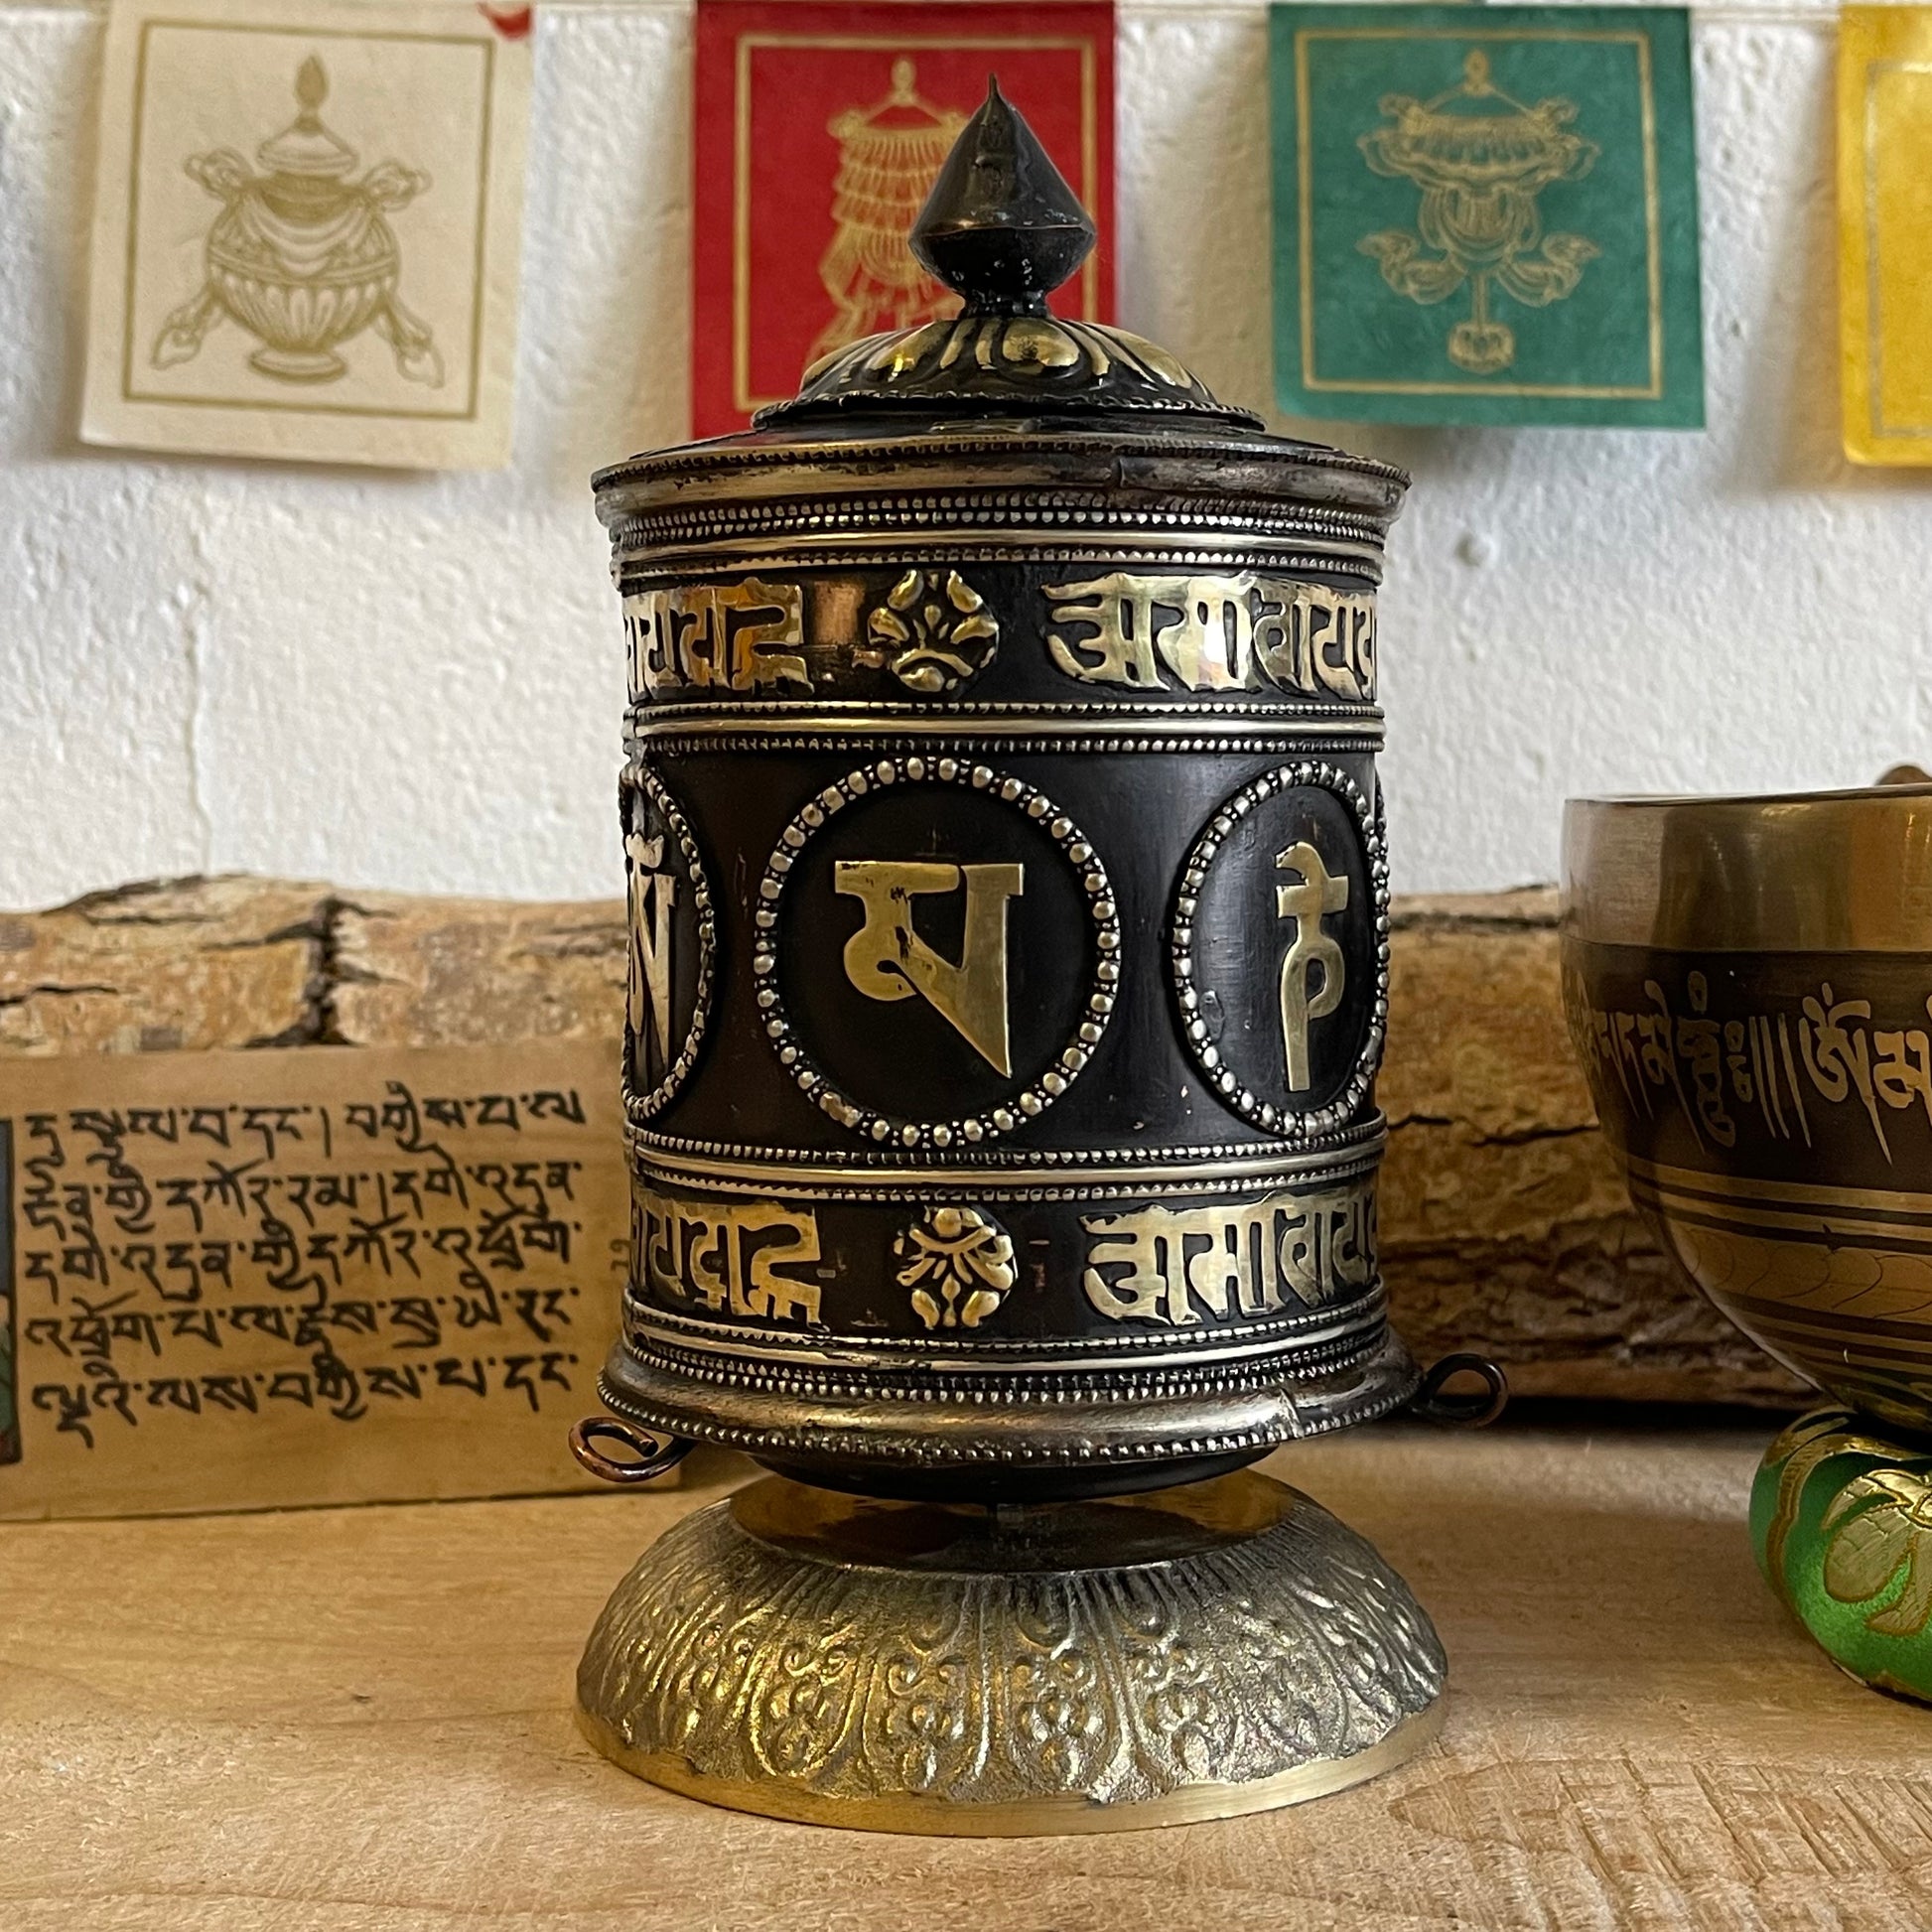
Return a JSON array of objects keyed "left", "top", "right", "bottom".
[{"left": 1752, "top": 1408, "right": 1932, "bottom": 1702}]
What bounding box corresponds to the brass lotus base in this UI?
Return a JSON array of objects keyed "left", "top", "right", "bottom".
[{"left": 576, "top": 1469, "right": 1448, "bottom": 1835}]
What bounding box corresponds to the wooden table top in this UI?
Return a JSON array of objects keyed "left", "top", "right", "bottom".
[{"left": 2, "top": 1417, "right": 1924, "bottom": 1931}]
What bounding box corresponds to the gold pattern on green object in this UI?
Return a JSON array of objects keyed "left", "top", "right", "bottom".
[
  {"left": 1752, "top": 1410, "right": 1932, "bottom": 1702},
  {"left": 896, "top": 1205, "right": 1018, "bottom": 1330},
  {"left": 1760, "top": 1410, "right": 1880, "bottom": 1604},
  {"left": 1822, "top": 1467, "right": 1932, "bottom": 1637},
  {"left": 1357, "top": 50, "right": 1600, "bottom": 375}
]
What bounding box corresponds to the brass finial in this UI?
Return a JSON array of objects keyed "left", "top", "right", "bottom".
[{"left": 908, "top": 76, "right": 1096, "bottom": 315}]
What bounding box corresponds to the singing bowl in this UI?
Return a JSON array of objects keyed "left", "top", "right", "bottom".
[{"left": 1562, "top": 785, "right": 1932, "bottom": 1436}]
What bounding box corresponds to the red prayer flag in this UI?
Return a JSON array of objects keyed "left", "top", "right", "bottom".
[{"left": 693, "top": 0, "right": 1116, "bottom": 437}]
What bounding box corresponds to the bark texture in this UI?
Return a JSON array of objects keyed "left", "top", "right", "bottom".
[{"left": 0, "top": 875, "right": 1806, "bottom": 1405}]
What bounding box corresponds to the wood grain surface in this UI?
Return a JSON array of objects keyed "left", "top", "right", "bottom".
[{"left": 0, "top": 1420, "right": 1921, "bottom": 1931}]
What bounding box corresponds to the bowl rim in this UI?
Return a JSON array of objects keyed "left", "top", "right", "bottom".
[
  {"left": 1567, "top": 781, "right": 1932, "bottom": 811},
  {"left": 1562, "top": 786, "right": 1932, "bottom": 952}
]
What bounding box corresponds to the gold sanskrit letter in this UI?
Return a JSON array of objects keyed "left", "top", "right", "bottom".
[
  {"left": 625, "top": 832, "right": 677, "bottom": 1072},
  {"left": 1276, "top": 841, "right": 1348, "bottom": 1091},
  {"left": 835, "top": 860, "right": 1024, "bottom": 1075},
  {"left": 1043, "top": 575, "right": 1167, "bottom": 688}
]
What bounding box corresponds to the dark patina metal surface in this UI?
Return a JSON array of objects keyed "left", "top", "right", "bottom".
[{"left": 591, "top": 80, "right": 1422, "bottom": 1502}]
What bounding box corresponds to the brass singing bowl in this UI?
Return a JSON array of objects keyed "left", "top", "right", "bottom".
[{"left": 1562, "top": 782, "right": 1932, "bottom": 1434}]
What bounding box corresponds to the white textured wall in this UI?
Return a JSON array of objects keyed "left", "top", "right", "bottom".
[{"left": 0, "top": 0, "right": 1914, "bottom": 910}]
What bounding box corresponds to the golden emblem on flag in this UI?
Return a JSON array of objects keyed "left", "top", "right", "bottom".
[
  {"left": 153, "top": 55, "right": 443, "bottom": 387},
  {"left": 809, "top": 60, "right": 968, "bottom": 363},
  {"left": 1356, "top": 50, "right": 1599, "bottom": 376}
]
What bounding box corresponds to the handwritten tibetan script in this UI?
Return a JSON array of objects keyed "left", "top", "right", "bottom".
[{"left": 0, "top": 1038, "right": 625, "bottom": 1519}]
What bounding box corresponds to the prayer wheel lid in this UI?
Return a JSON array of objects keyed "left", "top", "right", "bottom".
[{"left": 755, "top": 76, "right": 1266, "bottom": 433}]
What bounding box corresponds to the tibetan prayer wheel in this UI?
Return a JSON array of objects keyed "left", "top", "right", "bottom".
[{"left": 572, "top": 80, "right": 1501, "bottom": 1833}]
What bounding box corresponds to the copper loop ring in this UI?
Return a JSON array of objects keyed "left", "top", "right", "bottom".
[
  {"left": 569, "top": 1416, "right": 694, "bottom": 1485},
  {"left": 1411, "top": 1353, "right": 1509, "bottom": 1430}
]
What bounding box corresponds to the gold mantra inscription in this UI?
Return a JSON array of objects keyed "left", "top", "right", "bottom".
[
  {"left": 1277, "top": 842, "right": 1349, "bottom": 1091},
  {"left": 835, "top": 861, "right": 1024, "bottom": 1075},
  {"left": 1081, "top": 1182, "right": 1375, "bottom": 1327},
  {"left": 625, "top": 832, "right": 675, "bottom": 1073},
  {"left": 1044, "top": 573, "right": 1376, "bottom": 700},
  {"left": 624, "top": 580, "right": 809, "bottom": 697},
  {"left": 636, "top": 1191, "right": 822, "bottom": 1325}
]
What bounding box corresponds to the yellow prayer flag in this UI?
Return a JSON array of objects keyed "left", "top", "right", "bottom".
[{"left": 1841, "top": 7, "right": 1932, "bottom": 464}]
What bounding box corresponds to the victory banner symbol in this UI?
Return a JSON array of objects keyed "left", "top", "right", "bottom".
[{"left": 691, "top": 0, "right": 1116, "bottom": 435}]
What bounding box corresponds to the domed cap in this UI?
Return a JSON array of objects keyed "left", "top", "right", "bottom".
[{"left": 759, "top": 77, "right": 1262, "bottom": 429}]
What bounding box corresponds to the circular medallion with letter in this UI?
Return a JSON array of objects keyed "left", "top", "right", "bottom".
[
  {"left": 621, "top": 763, "right": 716, "bottom": 1118},
  {"left": 1172, "top": 762, "right": 1387, "bottom": 1137},
  {"left": 754, "top": 759, "right": 1118, "bottom": 1149}
]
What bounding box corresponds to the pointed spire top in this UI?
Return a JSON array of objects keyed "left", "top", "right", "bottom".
[
  {"left": 258, "top": 53, "right": 357, "bottom": 179},
  {"left": 909, "top": 75, "right": 1095, "bottom": 315}
]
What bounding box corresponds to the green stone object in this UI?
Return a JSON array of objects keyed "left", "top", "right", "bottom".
[{"left": 1753, "top": 1408, "right": 1932, "bottom": 1703}]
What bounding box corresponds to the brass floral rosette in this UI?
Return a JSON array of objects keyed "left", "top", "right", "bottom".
[{"left": 574, "top": 81, "right": 1498, "bottom": 1832}]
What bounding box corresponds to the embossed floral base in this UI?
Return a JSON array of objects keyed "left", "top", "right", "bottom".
[
  {"left": 577, "top": 1469, "right": 1447, "bottom": 1833},
  {"left": 1755, "top": 1408, "right": 1932, "bottom": 1703}
]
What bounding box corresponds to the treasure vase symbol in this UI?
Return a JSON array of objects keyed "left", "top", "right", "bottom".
[
  {"left": 809, "top": 60, "right": 968, "bottom": 366},
  {"left": 1356, "top": 50, "right": 1600, "bottom": 376},
  {"left": 835, "top": 861, "right": 1024, "bottom": 1075},
  {"left": 1276, "top": 841, "right": 1347, "bottom": 1092},
  {"left": 153, "top": 55, "right": 445, "bottom": 386}
]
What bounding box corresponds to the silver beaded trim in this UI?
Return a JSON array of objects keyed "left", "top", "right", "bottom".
[
  {"left": 1171, "top": 761, "right": 1390, "bottom": 1139},
  {"left": 752, "top": 757, "right": 1120, "bottom": 1150}
]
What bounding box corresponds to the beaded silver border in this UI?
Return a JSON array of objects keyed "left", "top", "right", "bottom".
[
  {"left": 752, "top": 757, "right": 1120, "bottom": 1149},
  {"left": 621, "top": 760, "right": 717, "bottom": 1121},
  {"left": 1171, "top": 761, "right": 1389, "bottom": 1139}
]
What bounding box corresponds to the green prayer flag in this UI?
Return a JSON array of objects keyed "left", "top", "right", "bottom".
[{"left": 1271, "top": 5, "right": 1705, "bottom": 427}]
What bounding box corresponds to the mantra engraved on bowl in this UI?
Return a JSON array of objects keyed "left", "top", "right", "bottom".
[
  {"left": 858, "top": 569, "right": 1000, "bottom": 694},
  {"left": 754, "top": 760, "right": 1119, "bottom": 1149},
  {"left": 621, "top": 766, "right": 716, "bottom": 1118},
  {"left": 1045, "top": 573, "right": 1376, "bottom": 701},
  {"left": 635, "top": 1189, "right": 824, "bottom": 1326},
  {"left": 575, "top": 1485, "right": 1447, "bottom": 1812},
  {"left": 897, "top": 1206, "right": 1018, "bottom": 1330},
  {"left": 1761, "top": 1412, "right": 1932, "bottom": 1646},
  {"left": 1082, "top": 1179, "right": 1375, "bottom": 1328},
  {"left": 1568, "top": 968, "right": 1932, "bottom": 1162},
  {"left": 1173, "top": 764, "right": 1389, "bottom": 1138},
  {"left": 1568, "top": 944, "right": 1932, "bottom": 1432},
  {"left": 836, "top": 861, "right": 1023, "bottom": 1076},
  {"left": 625, "top": 578, "right": 810, "bottom": 699}
]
